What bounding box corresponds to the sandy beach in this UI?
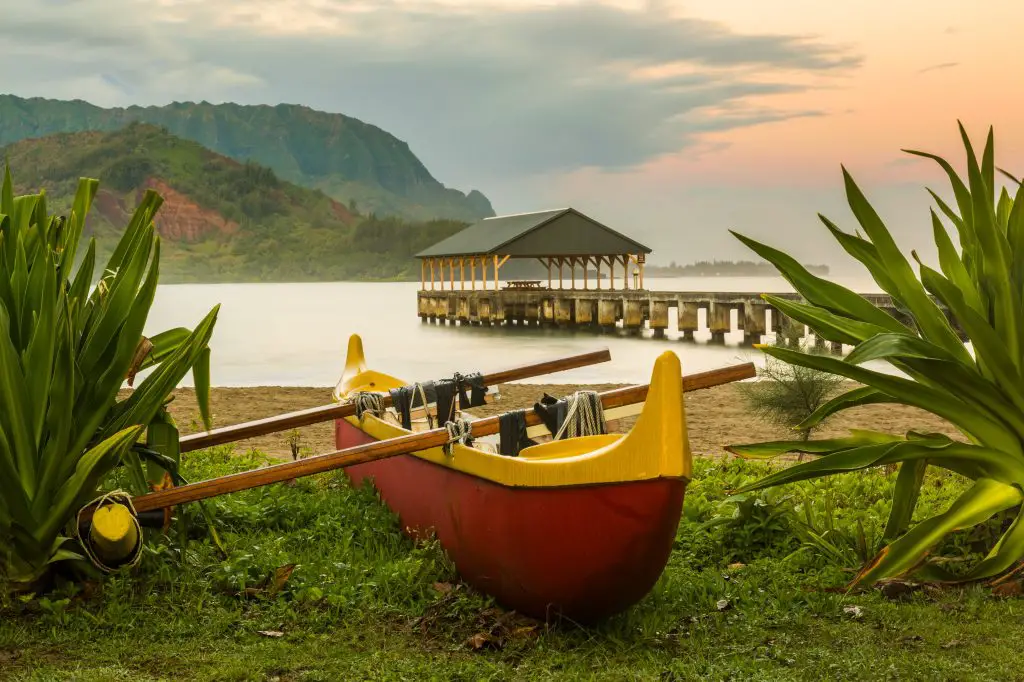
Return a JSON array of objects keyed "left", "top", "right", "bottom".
[{"left": 162, "top": 381, "right": 962, "bottom": 460}]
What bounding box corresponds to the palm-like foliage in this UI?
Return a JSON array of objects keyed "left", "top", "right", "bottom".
[
  {"left": 728, "top": 124, "right": 1024, "bottom": 586},
  {"left": 0, "top": 168, "right": 218, "bottom": 587}
]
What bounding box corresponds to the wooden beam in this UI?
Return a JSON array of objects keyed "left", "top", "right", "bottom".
[
  {"left": 420, "top": 259, "right": 425, "bottom": 290},
  {"left": 430, "top": 258, "right": 436, "bottom": 291},
  {"left": 481, "top": 257, "right": 488, "bottom": 291},
  {"left": 494, "top": 254, "right": 500, "bottom": 290},
  {"left": 460, "top": 258, "right": 465, "bottom": 291},
  {"left": 178, "top": 347, "right": 614, "bottom": 453},
  {"left": 621, "top": 255, "right": 629, "bottom": 290},
  {"left": 608, "top": 256, "right": 615, "bottom": 291},
  {"left": 583, "top": 256, "right": 588, "bottom": 291},
  {"left": 470, "top": 257, "right": 476, "bottom": 291},
  {"left": 120, "top": 361, "right": 756, "bottom": 513},
  {"left": 449, "top": 258, "right": 454, "bottom": 291},
  {"left": 547, "top": 258, "right": 552, "bottom": 289},
  {"left": 439, "top": 258, "right": 445, "bottom": 291}
]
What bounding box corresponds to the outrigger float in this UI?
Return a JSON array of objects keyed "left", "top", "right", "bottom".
[{"left": 80, "top": 341, "right": 754, "bottom": 623}]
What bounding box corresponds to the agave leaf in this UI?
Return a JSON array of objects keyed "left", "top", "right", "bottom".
[
  {"left": 796, "top": 386, "right": 893, "bottom": 431},
  {"left": 761, "top": 295, "right": 889, "bottom": 346},
  {"left": 0, "top": 301, "right": 36, "bottom": 491},
  {"left": 731, "top": 231, "right": 908, "bottom": 333},
  {"left": 60, "top": 178, "right": 98, "bottom": 274},
  {"left": 101, "top": 305, "right": 219, "bottom": 439},
  {"left": 818, "top": 215, "right": 901, "bottom": 300},
  {"left": 193, "top": 346, "right": 213, "bottom": 431},
  {"left": 760, "top": 344, "right": 1019, "bottom": 454},
  {"left": 919, "top": 264, "right": 1024, "bottom": 396},
  {"left": 727, "top": 430, "right": 904, "bottom": 459},
  {"left": 853, "top": 477, "right": 1023, "bottom": 585},
  {"left": 930, "top": 210, "right": 984, "bottom": 313},
  {"left": 840, "top": 167, "right": 970, "bottom": 361},
  {"left": 37, "top": 425, "right": 145, "bottom": 546},
  {"left": 882, "top": 460, "right": 928, "bottom": 540}
]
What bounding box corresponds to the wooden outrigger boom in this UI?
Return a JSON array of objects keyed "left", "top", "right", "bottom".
[
  {"left": 120, "top": 361, "right": 754, "bottom": 513},
  {"left": 178, "top": 347, "right": 614, "bottom": 452}
]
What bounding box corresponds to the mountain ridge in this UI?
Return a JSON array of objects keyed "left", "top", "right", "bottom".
[
  {"left": 0, "top": 123, "right": 469, "bottom": 282},
  {"left": 0, "top": 94, "right": 494, "bottom": 222}
]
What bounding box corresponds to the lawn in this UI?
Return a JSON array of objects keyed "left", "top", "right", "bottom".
[{"left": 2, "top": 451, "right": 1022, "bottom": 682}]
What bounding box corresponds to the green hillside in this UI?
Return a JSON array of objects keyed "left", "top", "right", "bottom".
[
  {"left": 0, "top": 123, "right": 468, "bottom": 282},
  {"left": 0, "top": 94, "right": 494, "bottom": 222}
]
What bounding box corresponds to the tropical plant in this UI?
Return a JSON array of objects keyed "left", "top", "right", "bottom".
[
  {"left": 0, "top": 167, "right": 218, "bottom": 588},
  {"left": 740, "top": 338, "right": 845, "bottom": 445},
  {"left": 727, "top": 123, "right": 1024, "bottom": 587}
]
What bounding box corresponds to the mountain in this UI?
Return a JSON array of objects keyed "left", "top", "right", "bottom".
[
  {"left": 0, "top": 123, "right": 469, "bottom": 282},
  {"left": 0, "top": 94, "right": 495, "bottom": 223}
]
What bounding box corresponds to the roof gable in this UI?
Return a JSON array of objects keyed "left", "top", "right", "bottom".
[{"left": 415, "top": 208, "right": 650, "bottom": 258}]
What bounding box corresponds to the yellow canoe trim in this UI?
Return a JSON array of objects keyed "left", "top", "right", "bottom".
[{"left": 333, "top": 335, "right": 692, "bottom": 488}]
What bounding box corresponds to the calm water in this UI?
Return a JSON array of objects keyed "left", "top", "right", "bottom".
[{"left": 143, "top": 276, "right": 882, "bottom": 387}]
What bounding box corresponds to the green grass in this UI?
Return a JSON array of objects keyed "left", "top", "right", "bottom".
[{"left": 3, "top": 452, "right": 1023, "bottom": 681}]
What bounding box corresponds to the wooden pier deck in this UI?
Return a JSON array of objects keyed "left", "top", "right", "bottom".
[{"left": 416, "top": 288, "right": 946, "bottom": 350}]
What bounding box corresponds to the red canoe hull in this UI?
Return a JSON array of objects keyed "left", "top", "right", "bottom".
[{"left": 336, "top": 419, "right": 686, "bottom": 622}]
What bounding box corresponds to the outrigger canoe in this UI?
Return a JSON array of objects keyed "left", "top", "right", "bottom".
[{"left": 332, "top": 335, "right": 692, "bottom": 622}]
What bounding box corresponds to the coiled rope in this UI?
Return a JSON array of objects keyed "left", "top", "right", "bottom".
[
  {"left": 74, "top": 490, "right": 144, "bottom": 573},
  {"left": 553, "top": 391, "right": 605, "bottom": 440},
  {"left": 351, "top": 391, "right": 386, "bottom": 420},
  {"left": 444, "top": 417, "right": 474, "bottom": 456}
]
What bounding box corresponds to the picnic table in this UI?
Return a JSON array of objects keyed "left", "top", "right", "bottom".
[{"left": 505, "top": 280, "right": 543, "bottom": 290}]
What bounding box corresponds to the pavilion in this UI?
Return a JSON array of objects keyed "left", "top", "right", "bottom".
[{"left": 415, "top": 208, "right": 653, "bottom": 292}]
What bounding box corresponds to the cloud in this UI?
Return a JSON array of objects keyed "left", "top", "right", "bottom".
[
  {"left": 917, "top": 61, "right": 960, "bottom": 75},
  {"left": 0, "top": 0, "right": 860, "bottom": 186}
]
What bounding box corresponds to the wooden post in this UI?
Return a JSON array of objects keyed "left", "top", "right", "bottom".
[
  {"left": 622, "top": 255, "right": 629, "bottom": 290},
  {"left": 460, "top": 258, "right": 465, "bottom": 291},
  {"left": 609, "top": 257, "right": 615, "bottom": 291},
  {"left": 583, "top": 256, "right": 589, "bottom": 290},
  {"left": 494, "top": 254, "right": 499, "bottom": 290},
  {"left": 558, "top": 258, "right": 564, "bottom": 289},
  {"left": 638, "top": 253, "right": 645, "bottom": 290},
  {"left": 482, "top": 257, "right": 488, "bottom": 291},
  {"left": 547, "top": 258, "right": 552, "bottom": 289},
  {"left": 571, "top": 257, "right": 576, "bottom": 290},
  {"left": 449, "top": 258, "right": 454, "bottom": 291},
  {"left": 470, "top": 257, "right": 476, "bottom": 291},
  {"left": 420, "top": 259, "right": 425, "bottom": 290},
  {"left": 439, "top": 259, "right": 445, "bottom": 291},
  {"left": 430, "top": 258, "right": 436, "bottom": 290}
]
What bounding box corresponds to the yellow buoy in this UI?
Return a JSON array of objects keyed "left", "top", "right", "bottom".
[{"left": 89, "top": 503, "right": 141, "bottom": 566}]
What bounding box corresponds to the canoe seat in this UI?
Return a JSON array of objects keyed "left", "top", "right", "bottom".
[{"left": 517, "top": 434, "right": 623, "bottom": 460}]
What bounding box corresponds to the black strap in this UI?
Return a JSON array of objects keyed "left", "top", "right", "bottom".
[
  {"left": 498, "top": 409, "right": 536, "bottom": 457},
  {"left": 532, "top": 393, "right": 569, "bottom": 439},
  {"left": 410, "top": 381, "right": 437, "bottom": 410},
  {"left": 435, "top": 378, "right": 457, "bottom": 426},
  {"left": 388, "top": 386, "right": 413, "bottom": 430}
]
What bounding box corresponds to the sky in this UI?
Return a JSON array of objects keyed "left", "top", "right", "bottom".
[{"left": 2, "top": 0, "right": 1022, "bottom": 271}]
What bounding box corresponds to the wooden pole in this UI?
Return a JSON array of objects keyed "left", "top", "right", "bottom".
[
  {"left": 178, "top": 347, "right": 614, "bottom": 453},
  {"left": 547, "top": 258, "right": 552, "bottom": 289},
  {"left": 430, "top": 258, "right": 436, "bottom": 291},
  {"left": 583, "top": 256, "right": 588, "bottom": 291},
  {"left": 558, "top": 258, "right": 564, "bottom": 289},
  {"left": 460, "top": 258, "right": 465, "bottom": 291},
  {"left": 639, "top": 253, "right": 645, "bottom": 290},
  {"left": 449, "top": 258, "right": 454, "bottom": 291},
  {"left": 494, "top": 254, "right": 499, "bottom": 290},
  {"left": 622, "top": 255, "right": 629, "bottom": 290},
  {"left": 595, "top": 257, "right": 601, "bottom": 290},
  {"left": 420, "top": 260, "right": 425, "bottom": 290},
  {"left": 124, "top": 362, "right": 756, "bottom": 513},
  {"left": 439, "top": 259, "right": 445, "bottom": 291},
  {"left": 471, "top": 257, "right": 476, "bottom": 291},
  {"left": 609, "top": 257, "right": 615, "bottom": 291},
  {"left": 482, "top": 258, "right": 488, "bottom": 291}
]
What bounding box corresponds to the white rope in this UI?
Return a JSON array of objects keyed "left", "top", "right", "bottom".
[
  {"left": 553, "top": 391, "right": 605, "bottom": 440},
  {"left": 413, "top": 383, "right": 434, "bottom": 429},
  {"left": 443, "top": 417, "right": 473, "bottom": 456},
  {"left": 74, "top": 490, "right": 144, "bottom": 573}
]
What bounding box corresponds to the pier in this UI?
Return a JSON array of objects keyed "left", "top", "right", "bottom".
[
  {"left": 413, "top": 207, "right": 954, "bottom": 351},
  {"left": 416, "top": 288, "right": 910, "bottom": 351}
]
